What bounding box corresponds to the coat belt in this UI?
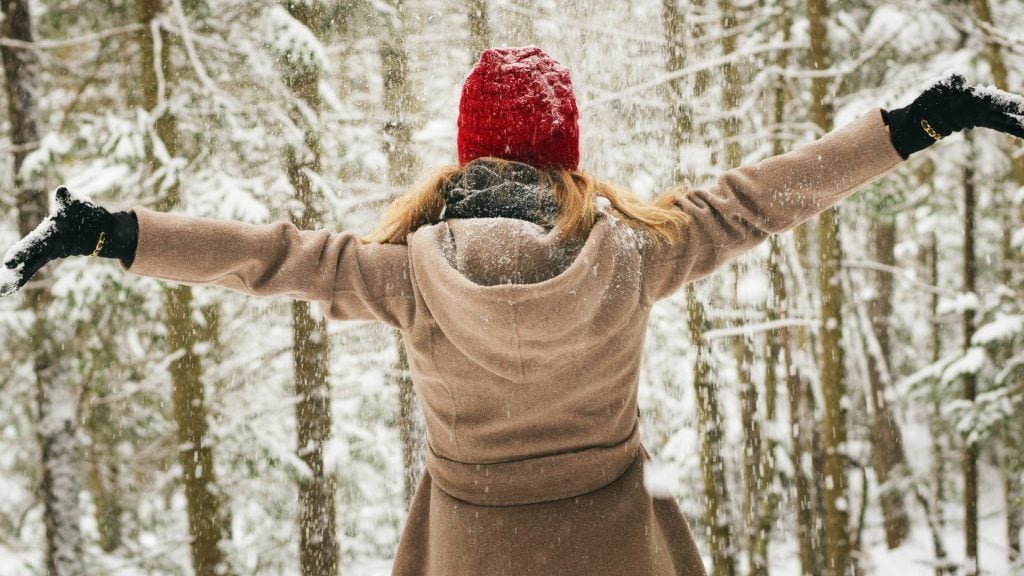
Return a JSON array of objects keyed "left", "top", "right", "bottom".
[{"left": 426, "top": 422, "right": 642, "bottom": 506}]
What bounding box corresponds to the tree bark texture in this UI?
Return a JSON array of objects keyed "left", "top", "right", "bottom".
[
  {"left": 465, "top": 0, "right": 491, "bottom": 63},
  {"left": 84, "top": 391, "right": 125, "bottom": 553},
  {"left": 971, "top": 0, "right": 1024, "bottom": 186},
  {"left": 662, "top": 3, "right": 734, "bottom": 574},
  {"left": 137, "top": 2, "right": 232, "bottom": 574},
  {"left": 866, "top": 217, "right": 910, "bottom": 548},
  {"left": 766, "top": 6, "right": 819, "bottom": 573},
  {"left": 689, "top": 285, "right": 737, "bottom": 576},
  {"left": 806, "top": 0, "right": 852, "bottom": 573},
  {"left": 381, "top": 0, "right": 424, "bottom": 507},
  {"left": 717, "top": 2, "right": 771, "bottom": 572},
  {"left": 961, "top": 146, "right": 979, "bottom": 576},
  {"left": 1002, "top": 447, "right": 1023, "bottom": 568},
  {"left": 2, "top": 1, "right": 85, "bottom": 574},
  {"left": 281, "top": 4, "right": 340, "bottom": 575}
]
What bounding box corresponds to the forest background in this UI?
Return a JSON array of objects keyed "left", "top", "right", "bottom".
[{"left": 1, "top": 0, "right": 1022, "bottom": 575}]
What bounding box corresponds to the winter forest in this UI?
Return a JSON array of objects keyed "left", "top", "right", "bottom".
[{"left": 1, "top": 0, "right": 1023, "bottom": 575}]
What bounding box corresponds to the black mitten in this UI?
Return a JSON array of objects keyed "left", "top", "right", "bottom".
[
  {"left": 0, "top": 187, "right": 138, "bottom": 298},
  {"left": 882, "top": 72, "right": 1024, "bottom": 159}
]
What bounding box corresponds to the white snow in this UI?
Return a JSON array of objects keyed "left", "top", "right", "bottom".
[
  {"left": 642, "top": 459, "right": 676, "bottom": 499},
  {"left": 940, "top": 347, "right": 987, "bottom": 384},
  {"left": 264, "top": 5, "right": 328, "bottom": 71},
  {"left": 936, "top": 291, "right": 980, "bottom": 315},
  {"left": 973, "top": 83, "right": 1024, "bottom": 114},
  {"left": 921, "top": 70, "right": 965, "bottom": 92},
  {"left": 17, "top": 132, "right": 71, "bottom": 179},
  {"left": 1012, "top": 227, "right": 1024, "bottom": 252},
  {"left": 61, "top": 162, "right": 131, "bottom": 200},
  {"left": 971, "top": 315, "right": 1024, "bottom": 346}
]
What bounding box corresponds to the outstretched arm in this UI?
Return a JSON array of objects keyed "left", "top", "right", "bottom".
[
  {"left": 2, "top": 190, "right": 417, "bottom": 328},
  {"left": 126, "top": 207, "right": 416, "bottom": 326},
  {"left": 1, "top": 187, "right": 137, "bottom": 296},
  {"left": 642, "top": 108, "right": 903, "bottom": 301},
  {"left": 642, "top": 74, "right": 1024, "bottom": 302}
]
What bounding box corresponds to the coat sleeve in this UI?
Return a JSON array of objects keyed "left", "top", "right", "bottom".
[
  {"left": 641, "top": 108, "right": 904, "bottom": 302},
  {"left": 123, "top": 207, "right": 416, "bottom": 328}
]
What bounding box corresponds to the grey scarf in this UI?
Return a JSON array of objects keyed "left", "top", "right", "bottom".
[{"left": 440, "top": 160, "right": 559, "bottom": 227}]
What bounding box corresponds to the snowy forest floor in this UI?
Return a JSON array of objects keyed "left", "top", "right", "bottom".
[{"left": 0, "top": 463, "right": 1014, "bottom": 575}]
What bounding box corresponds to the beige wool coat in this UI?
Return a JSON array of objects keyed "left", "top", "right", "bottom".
[{"left": 125, "top": 109, "right": 904, "bottom": 575}]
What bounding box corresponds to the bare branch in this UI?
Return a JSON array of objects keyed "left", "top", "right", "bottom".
[{"left": 0, "top": 23, "right": 142, "bottom": 50}]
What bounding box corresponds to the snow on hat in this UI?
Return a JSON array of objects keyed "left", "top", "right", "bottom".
[{"left": 457, "top": 47, "right": 580, "bottom": 171}]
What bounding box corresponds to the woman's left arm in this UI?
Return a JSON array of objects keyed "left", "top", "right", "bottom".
[
  {"left": 642, "top": 74, "right": 1024, "bottom": 302},
  {"left": 642, "top": 108, "right": 903, "bottom": 302}
]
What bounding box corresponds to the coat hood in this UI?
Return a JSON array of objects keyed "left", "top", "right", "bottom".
[{"left": 407, "top": 213, "right": 645, "bottom": 384}]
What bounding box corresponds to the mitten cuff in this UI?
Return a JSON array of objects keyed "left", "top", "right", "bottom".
[
  {"left": 100, "top": 211, "right": 139, "bottom": 268},
  {"left": 881, "top": 106, "right": 943, "bottom": 160}
]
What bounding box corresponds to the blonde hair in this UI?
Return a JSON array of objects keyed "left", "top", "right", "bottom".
[{"left": 363, "top": 158, "right": 689, "bottom": 245}]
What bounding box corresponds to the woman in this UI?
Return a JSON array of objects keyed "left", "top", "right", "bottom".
[{"left": 3, "top": 47, "right": 1024, "bottom": 575}]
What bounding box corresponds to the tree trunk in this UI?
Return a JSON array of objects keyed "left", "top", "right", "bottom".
[
  {"left": 381, "top": 0, "right": 423, "bottom": 506},
  {"left": 717, "top": 1, "right": 771, "bottom": 571},
  {"left": 661, "top": 3, "right": 734, "bottom": 574},
  {"left": 465, "top": 0, "right": 490, "bottom": 62},
  {"left": 922, "top": 197, "right": 952, "bottom": 574},
  {"left": 689, "top": 287, "right": 737, "bottom": 576},
  {"left": 970, "top": 4, "right": 1024, "bottom": 567},
  {"left": 929, "top": 234, "right": 947, "bottom": 535},
  {"left": 1, "top": 2, "right": 85, "bottom": 574},
  {"left": 971, "top": 0, "right": 1024, "bottom": 186},
  {"left": 84, "top": 385, "right": 124, "bottom": 553},
  {"left": 280, "top": 4, "right": 340, "bottom": 574},
  {"left": 961, "top": 140, "right": 979, "bottom": 576},
  {"left": 866, "top": 217, "right": 911, "bottom": 548},
  {"left": 1002, "top": 447, "right": 1023, "bottom": 567},
  {"left": 805, "top": 0, "right": 851, "bottom": 573},
  {"left": 506, "top": 0, "right": 539, "bottom": 46},
  {"left": 136, "top": 2, "right": 232, "bottom": 574},
  {"left": 764, "top": 5, "right": 819, "bottom": 573}
]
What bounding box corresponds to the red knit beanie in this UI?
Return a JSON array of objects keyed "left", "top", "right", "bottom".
[{"left": 457, "top": 47, "right": 580, "bottom": 171}]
